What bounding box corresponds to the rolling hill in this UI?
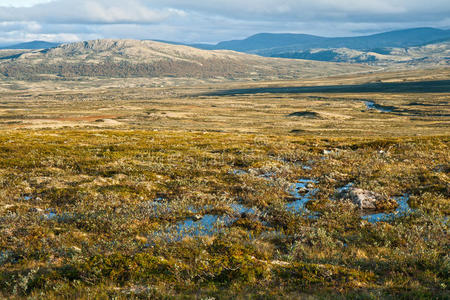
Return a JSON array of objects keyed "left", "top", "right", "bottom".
[
  {"left": 274, "top": 42, "right": 450, "bottom": 66},
  {"left": 192, "top": 28, "right": 450, "bottom": 55},
  {"left": 0, "top": 39, "right": 372, "bottom": 80}
]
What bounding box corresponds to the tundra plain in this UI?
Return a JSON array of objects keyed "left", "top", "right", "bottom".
[{"left": 0, "top": 67, "right": 449, "bottom": 299}]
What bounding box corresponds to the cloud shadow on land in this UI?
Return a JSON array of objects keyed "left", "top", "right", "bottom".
[{"left": 205, "top": 80, "right": 450, "bottom": 96}]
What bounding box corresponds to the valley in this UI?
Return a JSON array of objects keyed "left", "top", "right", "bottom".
[{"left": 0, "top": 38, "right": 448, "bottom": 299}]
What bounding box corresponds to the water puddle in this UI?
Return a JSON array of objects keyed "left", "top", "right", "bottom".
[
  {"left": 286, "top": 179, "right": 318, "bottom": 214},
  {"left": 365, "top": 101, "right": 394, "bottom": 113},
  {"left": 175, "top": 214, "right": 233, "bottom": 237},
  {"left": 230, "top": 203, "right": 256, "bottom": 215},
  {"left": 0, "top": 250, "right": 15, "bottom": 265},
  {"left": 43, "top": 209, "right": 58, "bottom": 220},
  {"left": 156, "top": 179, "right": 416, "bottom": 239},
  {"left": 362, "top": 195, "right": 413, "bottom": 223},
  {"left": 336, "top": 183, "right": 414, "bottom": 223},
  {"left": 258, "top": 172, "right": 276, "bottom": 180},
  {"left": 336, "top": 182, "right": 354, "bottom": 193},
  {"left": 19, "top": 194, "right": 42, "bottom": 202},
  {"left": 230, "top": 169, "right": 248, "bottom": 175},
  {"left": 167, "top": 202, "right": 258, "bottom": 238}
]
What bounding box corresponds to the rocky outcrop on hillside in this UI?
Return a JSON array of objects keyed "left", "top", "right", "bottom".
[{"left": 0, "top": 39, "right": 372, "bottom": 80}]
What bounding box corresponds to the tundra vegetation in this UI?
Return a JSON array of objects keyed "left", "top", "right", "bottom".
[{"left": 0, "top": 68, "right": 448, "bottom": 299}]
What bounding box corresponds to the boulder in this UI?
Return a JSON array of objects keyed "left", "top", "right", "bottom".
[{"left": 338, "top": 187, "right": 384, "bottom": 209}]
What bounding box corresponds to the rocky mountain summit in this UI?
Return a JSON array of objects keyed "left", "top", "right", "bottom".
[{"left": 0, "top": 39, "right": 371, "bottom": 80}]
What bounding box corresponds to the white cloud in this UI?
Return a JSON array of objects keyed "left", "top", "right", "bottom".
[
  {"left": 152, "top": 0, "right": 450, "bottom": 21},
  {"left": 0, "top": 0, "right": 174, "bottom": 24},
  {"left": 1, "top": 0, "right": 449, "bottom": 24},
  {"left": 0, "top": 0, "right": 448, "bottom": 44},
  {"left": 0, "top": 0, "right": 53, "bottom": 8}
]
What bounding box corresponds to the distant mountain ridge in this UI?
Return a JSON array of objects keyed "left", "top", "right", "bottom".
[
  {"left": 0, "top": 41, "right": 60, "bottom": 50},
  {"left": 3, "top": 27, "right": 449, "bottom": 55},
  {"left": 1, "top": 27, "right": 448, "bottom": 75},
  {"left": 275, "top": 42, "right": 450, "bottom": 66},
  {"left": 0, "top": 39, "right": 371, "bottom": 80},
  {"left": 182, "top": 27, "right": 450, "bottom": 66},
  {"left": 191, "top": 27, "right": 450, "bottom": 54}
]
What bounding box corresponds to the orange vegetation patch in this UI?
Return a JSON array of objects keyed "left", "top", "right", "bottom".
[{"left": 53, "top": 115, "right": 118, "bottom": 122}]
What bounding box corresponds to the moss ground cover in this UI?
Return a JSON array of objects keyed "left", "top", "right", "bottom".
[{"left": 0, "top": 130, "right": 448, "bottom": 298}]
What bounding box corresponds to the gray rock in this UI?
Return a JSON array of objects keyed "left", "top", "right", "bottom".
[
  {"left": 192, "top": 215, "right": 203, "bottom": 221},
  {"left": 338, "top": 187, "right": 384, "bottom": 209}
]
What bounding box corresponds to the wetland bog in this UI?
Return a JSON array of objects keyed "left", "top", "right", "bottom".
[{"left": 0, "top": 68, "right": 448, "bottom": 299}]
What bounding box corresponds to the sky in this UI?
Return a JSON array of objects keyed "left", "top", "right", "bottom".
[{"left": 0, "top": 0, "right": 449, "bottom": 45}]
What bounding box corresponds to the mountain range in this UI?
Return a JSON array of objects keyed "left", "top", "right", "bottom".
[
  {"left": 0, "top": 39, "right": 370, "bottom": 80},
  {"left": 274, "top": 42, "right": 450, "bottom": 66},
  {"left": 0, "top": 27, "right": 448, "bottom": 80},
  {"left": 191, "top": 28, "right": 450, "bottom": 54},
  {"left": 188, "top": 28, "right": 450, "bottom": 65},
  {"left": 3, "top": 28, "right": 449, "bottom": 53}
]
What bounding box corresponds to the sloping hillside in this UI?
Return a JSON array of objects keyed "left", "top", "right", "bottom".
[
  {"left": 274, "top": 42, "right": 450, "bottom": 67},
  {"left": 0, "top": 39, "right": 372, "bottom": 80}
]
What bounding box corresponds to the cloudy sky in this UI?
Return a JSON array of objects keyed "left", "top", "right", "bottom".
[{"left": 0, "top": 0, "right": 449, "bottom": 45}]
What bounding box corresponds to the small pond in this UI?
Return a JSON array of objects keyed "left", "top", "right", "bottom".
[
  {"left": 365, "top": 101, "right": 394, "bottom": 112},
  {"left": 159, "top": 177, "right": 417, "bottom": 240},
  {"left": 172, "top": 202, "right": 258, "bottom": 237},
  {"left": 175, "top": 214, "right": 233, "bottom": 236},
  {"left": 362, "top": 195, "right": 413, "bottom": 223},
  {"left": 285, "top": 179, "right": 318, "bottom": 214}
]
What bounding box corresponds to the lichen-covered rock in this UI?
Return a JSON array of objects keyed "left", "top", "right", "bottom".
[{"left": 338, "top": 188, "right": 384, "bottom": 210}]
